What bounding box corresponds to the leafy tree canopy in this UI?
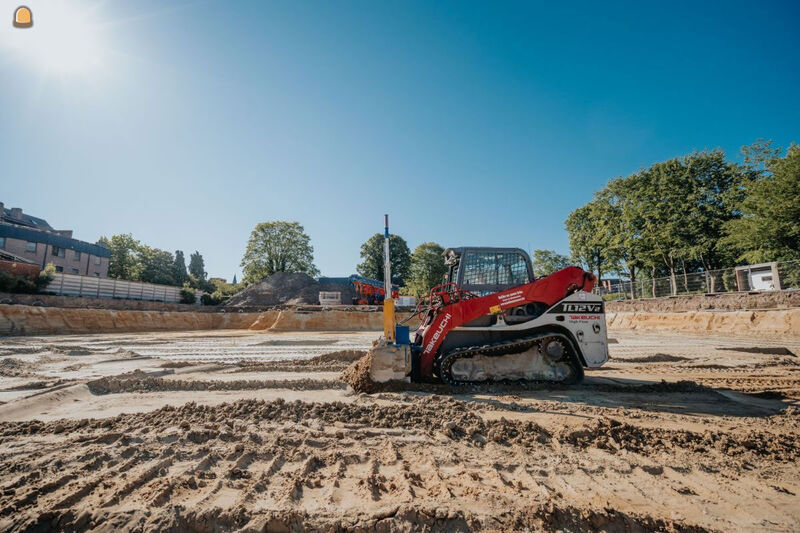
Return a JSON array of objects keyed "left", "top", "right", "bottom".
[
  {"left": 530, "top": 249, "right": 570, "bottom": 278},
  {"left": 407, "top": 242, "right": 447, "bottom": 297},
  {"left": 189, "top": 251, "right": 207, "bottom": 281},
  {"left": 99, "top": 233, "right": 143, "bottom": 281},
  {"left": 240, "top": 221, "right": 319, "bottom": 284},
  {"left": 356, "top": 233, "right": 411, "bottom": 285},
  {"left": 723, "top": 144, "right": 800, "bottom": 263}
]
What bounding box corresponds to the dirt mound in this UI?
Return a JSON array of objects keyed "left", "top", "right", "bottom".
[
  {"left": 48, "top": 345, "right": 93, "bottom": 356},
  {"left": 234, "top": 349, "right": 368, "bottom": 373},
  {"left": 9, "top": 500, "right": 711, "bottom": 532},
  {"left": 560, "top": 417, "right": 800, "bottom": 462},
  {"left": 225, "top": 272, "right": 354, "bottom": 307},
  {"left": 87, "top": 376, "right": 344, "bottom": 394},
  {"left": 0, "top": 357, "right": 35, "bottom": 377},
  {"left": 622, "top": 353, "right": 691, "bottom": 363},
  {"left": 11, "top": 500, "right": 711, "bottom": 532},
  {"left": 307, "top": 349, "right": 366, "bottom": 364},
  {"left": 719, "top": 346, "right": 796, "bottom": 356},
  {"left": 341, "top": 351, "right": 377, "bottom": 393}
]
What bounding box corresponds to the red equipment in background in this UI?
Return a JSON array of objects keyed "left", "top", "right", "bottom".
[{"left": 350, "top": 275, "right": 400, "bottom": 305}]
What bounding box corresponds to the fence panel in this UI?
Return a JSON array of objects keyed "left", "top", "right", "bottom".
[
  {"left": 594, "top": 260, "right": 800, "bottom": 301},
  {"left": 46, "top": 273, "right": 186, "bottom": 303}
]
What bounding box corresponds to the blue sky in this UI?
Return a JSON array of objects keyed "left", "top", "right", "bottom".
[{"left": 2, "top": 1, "right": 798, "bottom": 280}]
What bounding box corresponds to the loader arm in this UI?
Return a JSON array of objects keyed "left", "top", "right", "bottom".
[{"left": 417, "top": 266, "right": 596, "bottom": 378}]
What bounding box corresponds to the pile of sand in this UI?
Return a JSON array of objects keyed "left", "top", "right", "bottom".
[{"left": 225, "top": 272, "right": 355, "bottom": 307}]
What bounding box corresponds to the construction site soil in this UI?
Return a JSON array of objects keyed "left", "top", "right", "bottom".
[{"left": 1, "top": 327, "right": 799, "bottom": 532}]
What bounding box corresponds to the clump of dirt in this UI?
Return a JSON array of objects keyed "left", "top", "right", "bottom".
[
  {"left": 623, "top": 354, "right": 691, "bottom": 363},
  {"left": 158, "top": 361, "right": 197, "bottom": 369},
  {"left": 225, "top": 272, "right": 354, "bottom": 307},
  {"left": 111, "top": 348, "right": 145, "bottom": 358},
  {"left": 48, "top": 345, "right": 93, "bottom": 356},
  {"left": 341, "top": 351, "right": 377, "bottom": 393},
  {"left": 0, "top": 357, "right": 35, "bottom": 377}
]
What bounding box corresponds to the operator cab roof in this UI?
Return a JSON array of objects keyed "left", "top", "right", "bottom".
[{"left": 443, "top": 247, "right": 532, "bottom": 263}]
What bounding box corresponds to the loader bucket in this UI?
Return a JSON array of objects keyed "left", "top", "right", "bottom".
[{"left": 368, "top": 339, "right": 411, "bottom": 383}]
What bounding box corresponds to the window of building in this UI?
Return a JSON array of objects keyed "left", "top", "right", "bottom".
[
  {"left": 95, "top": 257, "right": 101, "bottom": 265},
  {"left": 26, "top": 241, "right": 37, "bottom": 253},
  {"left": 74, "top": 251, "right": 81, "bottom": 261},
  {"left": 71, "top": 268, "right": 80, "bottom": 274},
  {"left": 0, "top": 237, "right": 5, "bottom": 249},
  {"left": 52, "top": 246, "right": 66, "bottom": 258},
  {"left": 55, "top": 266, "right": 63, "bottom": 272},
  {"left": 93, "top": 272, "right": 100, "bottom": 277}
]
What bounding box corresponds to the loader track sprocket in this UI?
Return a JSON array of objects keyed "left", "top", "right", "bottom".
[{"left": 436, "top": 333, "right": 584, "bottom": 386}]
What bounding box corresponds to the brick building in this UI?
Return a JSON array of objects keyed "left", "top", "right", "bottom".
[{"left": 0, "top": 202, "right": 110, "bottom": 277}]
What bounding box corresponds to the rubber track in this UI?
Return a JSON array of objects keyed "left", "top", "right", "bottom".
[{"left": 437, "top": 333, "right": 584, "bottom": 386}]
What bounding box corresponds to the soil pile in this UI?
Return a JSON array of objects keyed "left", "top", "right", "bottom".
[{"left": 225, "top": 273, "right": 354, "bottom": 307}]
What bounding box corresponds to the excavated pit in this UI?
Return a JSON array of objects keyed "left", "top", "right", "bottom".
[{"left": 1, "top": 317, "right": 799, "bottom": 531}]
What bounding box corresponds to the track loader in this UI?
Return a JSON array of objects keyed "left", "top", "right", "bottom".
[{"left": 370, "top": 247, "right": 609, "bottom": 386}]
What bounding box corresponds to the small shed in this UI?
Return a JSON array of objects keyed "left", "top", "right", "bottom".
[
  {"left": 319, "top": 291, "right": 342, "bottom": 306},
  {"left": 735, "top": 262, "right": 781, "bottom": 291}
]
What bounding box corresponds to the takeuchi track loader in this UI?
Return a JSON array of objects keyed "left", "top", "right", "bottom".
[{"left": 371, "top": 242, "right": 609, "bottom": 386}]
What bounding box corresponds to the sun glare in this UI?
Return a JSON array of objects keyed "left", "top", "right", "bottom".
[{"left": 1, "top": 1, "right": 106, "bottom": 76}]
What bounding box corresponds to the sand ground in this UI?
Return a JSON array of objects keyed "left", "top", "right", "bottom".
[{"left": 0, "top": 329, "right": 798, "bottom": 532}]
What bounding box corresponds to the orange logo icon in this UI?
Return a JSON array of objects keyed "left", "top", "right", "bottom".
[{"left": 14, "top": 6, "right": 32, "bottom": 28}]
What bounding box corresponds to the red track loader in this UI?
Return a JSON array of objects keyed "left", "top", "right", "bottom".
[{"left": 370, "top": 247, "right": 609, "bottom": 386}]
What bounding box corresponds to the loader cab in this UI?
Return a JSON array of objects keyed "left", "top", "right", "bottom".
[{"left": 444, "top": 247, "right": 534, "bottom": 295}]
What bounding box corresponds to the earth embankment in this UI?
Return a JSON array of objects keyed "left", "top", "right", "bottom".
[
  {"left": 607, "top": 309, "right": 800, "bottom": 339},
  {"left": 606, "top": 290, "right": 800, "bottom": 312},
  {"left": 0, "top": 305, "right": 417, "bottom": 336}
]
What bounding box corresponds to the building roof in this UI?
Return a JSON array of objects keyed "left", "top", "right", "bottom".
[
  {"left": 0, "top": 224, "right": 110, "bottom": 258},
  {"left": 1, "top": 207, "right": 52, "bottom": 230}
]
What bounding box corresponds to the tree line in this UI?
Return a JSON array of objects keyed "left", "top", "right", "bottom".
[
  {"left": 99, "top": 234, "right": 242, "bottom": 303},
  {"left": 564, "top": 141, "right": 799, "bottom": 296},
  {"left": 239, "top": 221, "right": 449, "bottom": 298},
  {"left": 239, "top": 225, "right": 592, "bottom": 298},
  {"left": 103, "top": 140, "right": 798, "bottom": 303}
]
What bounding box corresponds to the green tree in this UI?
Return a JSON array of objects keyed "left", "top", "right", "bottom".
[
  {"left": 189, "top": 251, "right": 207, "bottom": 281},
  {"left": 530, "top": 249, "right": 571, "bottom": 278},
  {"left": 100, "top": 233, "right": 143, "bottom": 281},
  {"left": 565, "top": 201, "right": 610, "bottom": 283},
  {"left": 407, "top": 242, "right": 447, "bottom": 297},
  {"left": 172, "top": 250, "right": 189, "bottom": 285},
  {"left": 594, "top": 175, "right": 649, "bottom": 298},
  {"left": 356, "top": 233, "right": 411, "bottom": 285},
  {"left": 724, "top": 144, "right": 800, "bottom": 264},
  {"left": 138, "top": 247, "right": 176, "bottom": 285},
  {"left": 240, "top": 221, "right": 319, "bottom": 284},
  {"left": 741, "top": 138, "right": 781, "bottom": 175}
]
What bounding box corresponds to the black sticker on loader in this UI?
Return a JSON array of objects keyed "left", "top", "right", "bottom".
[{"left": 547, "top": 301, "right": 604, "bottom": 314}]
